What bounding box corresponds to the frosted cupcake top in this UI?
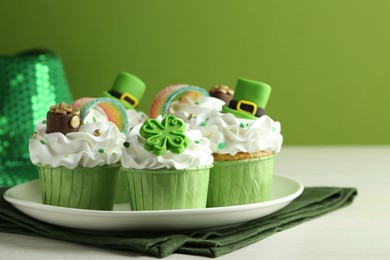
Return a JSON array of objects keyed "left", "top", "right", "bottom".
[
  {"left": 168, "top": 96, "right": 225, "bottom": 122},
  {"left": 122, "top": 115, "right": 213, "bottom": 170},
  {"left": 29, "top": 108, "right": 126, "bottom": 169},
  {"left": 188, "top": 109, "right": 283, "bottom": 155}
]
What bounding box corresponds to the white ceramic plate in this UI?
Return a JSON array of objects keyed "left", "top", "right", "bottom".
[{"left": 4, "top": 175, "right": 303, "bottom": 232}]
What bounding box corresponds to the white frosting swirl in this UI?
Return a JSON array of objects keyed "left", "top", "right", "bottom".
[
  {"left": 188, "top": 109, "right": 283, "bottom": 155},
  {"left": 29, "top": 109, "right": 126, "bottom": 169},
  {"left": 122, "top": 116, "right": 213, "bottom": 170},
  {"left": 126, "top": 109, "right": 148, "bottom": 128},
  {"left": 168, "top": 96, "right": 225, "bottom": 122}
]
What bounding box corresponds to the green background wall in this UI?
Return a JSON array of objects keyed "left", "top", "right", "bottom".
[{"left": 1, "top": 0, "right": 389, "bottom": 145}]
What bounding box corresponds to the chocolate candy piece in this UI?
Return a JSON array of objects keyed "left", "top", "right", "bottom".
[
  {"left": 46, "top": 103, "right": 81, "bottom": 135},
  {"left": 209, "top": 85, "right": 234, "bottom": 105}
]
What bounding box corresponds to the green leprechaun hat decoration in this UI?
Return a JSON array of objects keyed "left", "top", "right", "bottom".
[
  {"left": 222, "top": 77, "right": 271, "bottom": 119},
  {"left": 102, "top": 72, "right": 146, "bottom": 110}
]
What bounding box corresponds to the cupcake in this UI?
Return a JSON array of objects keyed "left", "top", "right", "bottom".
[
  {"left": 29, "top": 99, "right": 127, "bottom": 210},
  {"left": 120, "top": 114, "right": 213, "bottom": 211},
  {"left": 102, "top": 72, "right": 148, "bottom": 203},
  {"left": 189, "top": 78, "right": 283, "bottom": 207}
]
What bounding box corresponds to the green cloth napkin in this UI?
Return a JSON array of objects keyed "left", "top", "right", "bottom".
[{"left": 0, "top": 186, "right": 357, "bottom": 258}]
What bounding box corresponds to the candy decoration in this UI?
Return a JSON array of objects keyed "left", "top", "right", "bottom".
[
  {"left": 222, "top": 78, "right": 271, "bottom": 119},
  {"left": 79, "top": 97, "right": 129, "bottom": 133},
  {"left": 93, "top": 129, "right": 102, "bottom": 136},
  {"left": 102, "top": 72, "right": 146, "bottom": 110},
  {"left": 71, "top": 97, "right": 94, "bottom": 109},
  {"left": 140, "top": 115, "right": 189, "bottom": 156},
  {"left": 149, "top": 85, "right": 209, "bottom": 118},
  {"left": 46, "top": 103, "right": 81, "bottom": 135},
  {"left": 70, "top": 116, "right": 80, "bottom": 129},
  {"left": 209, "top": 85, "right": 234, "bottom": 105},
  {"left": 149, "top": 84, "right": 185, "bottom": 118},
  {"left": 188, "top": 113, "right": 196, "bottom": 120}
]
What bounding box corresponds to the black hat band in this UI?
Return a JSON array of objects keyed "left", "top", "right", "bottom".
[
  {"left": 228, "top": 99, "right": 265, "bottom": 117},
  {"left": 108, "top": 90, "right": 138, "bottom": 108}
]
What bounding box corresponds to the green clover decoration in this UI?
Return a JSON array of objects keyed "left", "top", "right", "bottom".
[{"left": 140, "top": 115, "right": 190, "bottom": 156}]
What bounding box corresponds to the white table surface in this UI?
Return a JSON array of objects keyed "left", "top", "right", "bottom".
[{"left": 1, "top": 146, "right": 389, "bottom": 260}]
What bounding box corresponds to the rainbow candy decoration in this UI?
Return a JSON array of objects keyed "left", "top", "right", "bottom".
[
  {"left": 72, "top": 97, "right": 129, "bottom": 133},
  {"left": 149, "top": 85, "right": 209, "bottom": 118},
  {"left": 71, "top": 97, "right": 94, "bottom": 110}
]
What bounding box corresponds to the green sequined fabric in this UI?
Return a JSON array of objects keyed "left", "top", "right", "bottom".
[{"left": 0, "top": 49, "right": 73, "bottom": 186}]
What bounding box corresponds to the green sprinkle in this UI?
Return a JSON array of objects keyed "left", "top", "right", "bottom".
[
  {"left": 240, "top": 123, "right": 245, "bottom": 128},
  {"left": 200, "top": 121, "right": 207, "bottom": 127},
  {"left": 93, "top": 117, "right": 97, "bottom": 122},
  {"left": 123, "top": 142, "right": 130, "bottom": 148},
  {"left": 112, "top": 152, "right": 117, "bottom": 156},
  {"left": 64, "top": 154, "right": 68, "bottom": 158},
  {"left": 194, "top": 140, "right": 200, "bottom": 144},
  {"left": 272, "top": 126, "right": 276, "bottom": 132},
  {"left": 195, "top": 102, "right": 199, "bottom": 105},
  {"left": 218, "top": 143, "right": 225, "bottom": 149},
  {"left": 98, "top": 148, "right": 104, "bottom": 153},
  {"left": 42, "top": 120, "right": 47, "bottom": 124},
  {"left": 40, "top": 140, "right": 46, "bottom": 145}
]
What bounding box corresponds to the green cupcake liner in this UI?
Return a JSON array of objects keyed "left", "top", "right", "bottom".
[
  {"left": 121, "top": 165, "right": 211, "bottom": 211},
  {"left": 207, "top": 156, "right": 274, "bottom": 208},
  {"left": 114, "top": 170, "right": 130, "bottom": 203},
  {"left": 38, "top": 165, "right": 119, "bottom": 210}
]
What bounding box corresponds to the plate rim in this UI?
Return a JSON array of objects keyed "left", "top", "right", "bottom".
[{"left": 3, "top": 174, "right": 304, "bottom": 216}]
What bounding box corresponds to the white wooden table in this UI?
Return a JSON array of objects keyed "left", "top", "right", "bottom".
[{"left": 1, "top": 146, "right": 389, "bottom": 259}]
